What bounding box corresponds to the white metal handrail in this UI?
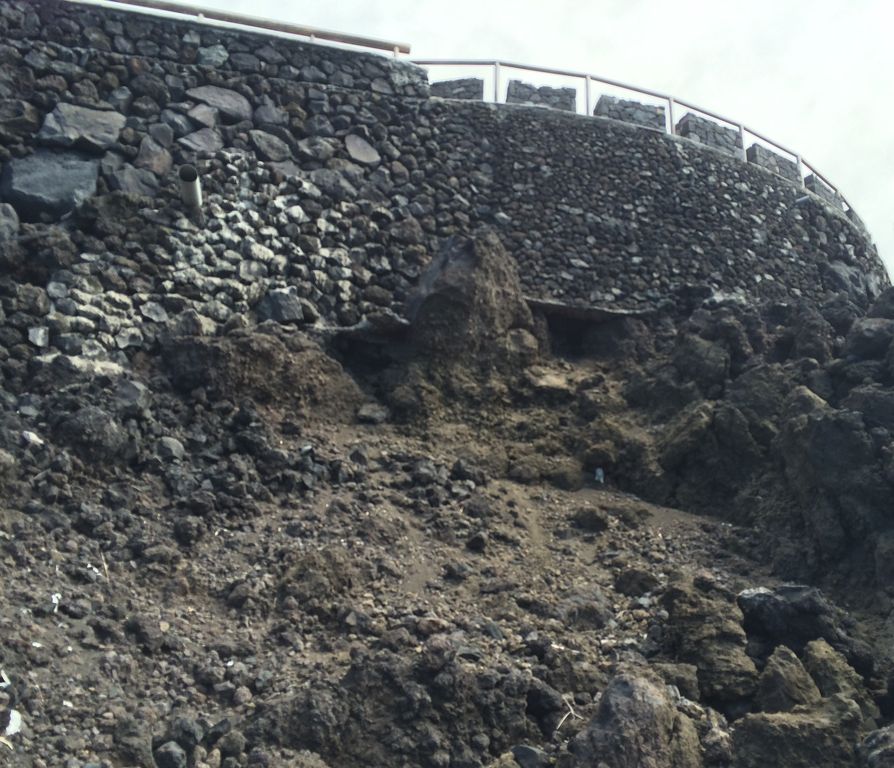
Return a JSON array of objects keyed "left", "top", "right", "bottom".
[
  {"left": 413, "top": 59, "right": 850, "bottom": 214},
  {"left": 68, "top": 0, "right": 411, "bottom": 55}
]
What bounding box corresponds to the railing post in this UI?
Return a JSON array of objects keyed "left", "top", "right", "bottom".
[
  {"left": 738, "top": 124, "right": 747, "bottom": 162},
  {"left": 584, "top": 75, "right": 591, "bottom": 116},
  {"left": 494, "top": 61, "right": 501, "bottom": 103},
  {"left": 795, "top": 154, "right": 804, "bottom": 187},
  {"left": 668, "top": 96, "right": 675, "bottom": 135}
]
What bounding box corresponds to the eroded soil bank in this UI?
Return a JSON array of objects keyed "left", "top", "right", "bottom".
[{"left": 2, "top": 231, "right": 894, "bottom": 767}]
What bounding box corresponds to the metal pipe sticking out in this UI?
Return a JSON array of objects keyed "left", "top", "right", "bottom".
[{"left": 179, "top": 164, "right": 202, "bottom": 209}]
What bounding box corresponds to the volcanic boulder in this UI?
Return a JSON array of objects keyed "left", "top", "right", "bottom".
[
  {"left": 407, "top": 228, "right": 538, "bottom": 367},
  {"left": 37, "top": 102, "right": 126, "bottom": 152},
  {"left": 660, "top": 573, "right": 758, "bottom": 710},
  {"left": 562, "top": 672, "right": 702, "bottom": 768},
  {"left": 731, "top": 695, "right": 863, "bottom": 768},
  {"left": 1, "top": 150, "right": 99, "bottom": 219}
]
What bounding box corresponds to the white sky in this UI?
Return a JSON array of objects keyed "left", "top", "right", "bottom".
[{"left": 171, "top": 0, "right": 894, "bottom": 275}]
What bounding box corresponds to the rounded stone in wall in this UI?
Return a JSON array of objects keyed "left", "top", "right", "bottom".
[{"left": 345, "top": 134, "right": 381, "bottom": 165}]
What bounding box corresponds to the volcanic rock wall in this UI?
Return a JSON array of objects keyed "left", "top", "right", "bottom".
[
  {"left": 1, "top": 0, "right": 428, "bottom": 97},
  {"left": 505, "top": 79, "right": 576, "bottom": 111},
  {"left": 594, "top": 94, "right": 666, "bottom": 131},
  {"left": 806, "top": 174, "right": 842, "bottom": 207},
  {"left": 0, "top": 0, "right": 888, "bottom": 375},
  {"left": 676, "top": 112, "right": 741, "bottom": 156},
  {"left": 430, "top": 77, "right": 484, "bottom": 101},
  {"left": 745, "top": 144, "right": 800, "bottom": 184}
]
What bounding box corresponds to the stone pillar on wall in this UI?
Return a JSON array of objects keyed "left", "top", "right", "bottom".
[
  {"left": 506, "top": 80, "right": 576, "bottom": 111},
  {"left": 676, "top": 113, "right": 741, "bottom": 156},
  {"left": 430, "top": 78, "right": 484, "bottom": 100},
  {"left": 746, "top": 144, "right": 800, "bottom": 184},
  {"left": 594, "top": 95, "right": 665, "bottom": 131},
  {"left": 805, "top": 174, "right": 841, "bottom": 206},
  {"left": 847, "top": 207, "right": 868, "bottom": 233}
]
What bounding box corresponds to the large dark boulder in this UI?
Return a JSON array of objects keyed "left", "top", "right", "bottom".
[
  {"left": 755, "top": 645, "right": 821, "bottom": 713},
  {"left": 407, "top": 228, "right": 536, "bottom": 366},
  {"left": 57, "top": 406, "right": 127, "bottom": 463},
  {"left": 250, "top": 129, "right": 291, "bottom": 161},
  {"left": 134, "top": 135, "right": 172, "bottom": 176},
  {"left": 257, "top": 289, "right": 305, "bottom": 324},
  {"left": 185, "top": 85, "right": 252, "bottom": 123},
  {"left": 108, "top": 165, "right": 159, "bottom": 197},
  {"left": 866, "top": 286, "right": 894, "bottom": 320},
  {"left": 725, "top": 364, "right": 791, "bottom": 432},
  {"left": 790, "top": 305, "right": 835, "bottom": 362},
  {"left": 824, "top": 261, "right": 884, "bottom": 307},
  {"left": 562, "top": 672, "right": 702, "bottom": 768},
  {"left": 37, "top": 102, "right": 126, "bottom": 152},
  {"left": 777, "top": 402, "right": 888, "bottom": 565},
  {"left": 307, "top": 168, "right": 358, "bottom": 200},
  {"left": 672, "top": 334, "right": 730, "bottom": 395},
  {"left": 76, "top": 192, "right": 157, "bottom": 240},
  {"left": 797, "top": 410, "right": 877, "bottom": 490},
  {"left": 859, "top": 724, "right": 894, "bottom": 767},
  {"left": 1, "top": 149, "right": 99, "bottom": 219},
  {"left": 656, "top": 399, "right": 764, "bottom": 513},
  {"left": 842, "top": 386, "right": 894, "bottom": 431},
  {"left": 843, "top": 318, "right": 894, "bottom": 360},
  {"left": 660, "top": 573, "right": 758, "bottom": 710},
  {"left": 177, "top": 127, "right": 224, "bottom": 153},
  {"left": 737, "top": 586, "right": 873, "bottom": 676},
  {"left": 731, "top": 695, "right": 862, "bottom": 768},
  {"left": 0, "top": 98, "right": 41, "bottom": 137}
]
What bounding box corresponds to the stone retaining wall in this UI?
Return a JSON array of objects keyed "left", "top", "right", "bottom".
[
  {"left": 806, "top": 174, "right": 841, "bottom": 206},
  {"left": 746, "top": 143, "right": 800, "bottom": 184},
  {"left": 506, "top": 80, "right": 575, "bottom": 112},
  {"left": 0, "top": 0, "right": 427, "bottom": 98},
  {"left": 0, "top": 0, "right": 887, "bottom": 373},
  {"left": 480, "top": 104, "right": 884, "bottom": 307},
  {"left": 676, "top": 113, "right": 741, "bottom": 156},
  {"left": 594, "top": 95, "right": 666, "bottom": 131},
  {"left": 430, "top": 78, "right": 483, "bottom": 100}
]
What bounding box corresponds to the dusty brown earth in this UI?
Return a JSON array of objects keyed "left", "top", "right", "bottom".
[{"left": 2, "top": 231, "right": 894, "bottom": 767}]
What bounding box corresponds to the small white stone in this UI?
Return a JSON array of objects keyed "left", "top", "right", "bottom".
[{"left": 28, "top": 327, "right": 49, "bottom": 347}]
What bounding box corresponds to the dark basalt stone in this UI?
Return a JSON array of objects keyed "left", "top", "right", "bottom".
[
  {"left": 185, "top": 85, "right": 252, "bottom": 123},
  {"left": 1, "top": 149, "right": 99, "bottom": 219},
  {"left": 38, "top": 102, "right": 126, "bottom": 152}
]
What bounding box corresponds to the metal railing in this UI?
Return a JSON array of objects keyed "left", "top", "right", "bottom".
[
  {"left": 412, "top": 59, "right": 852, "bottom": 214},
  {"left": 69, "top": 0, "right": 411, "bottom": 55}
]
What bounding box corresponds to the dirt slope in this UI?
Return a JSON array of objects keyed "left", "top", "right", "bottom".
[{"left": 2, "top": 231, "right": 894, "bottom": 767}]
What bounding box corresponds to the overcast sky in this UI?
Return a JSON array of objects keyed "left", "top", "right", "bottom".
[{"left": 158, "top": 0, "right": 894, "bottom": 274}]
